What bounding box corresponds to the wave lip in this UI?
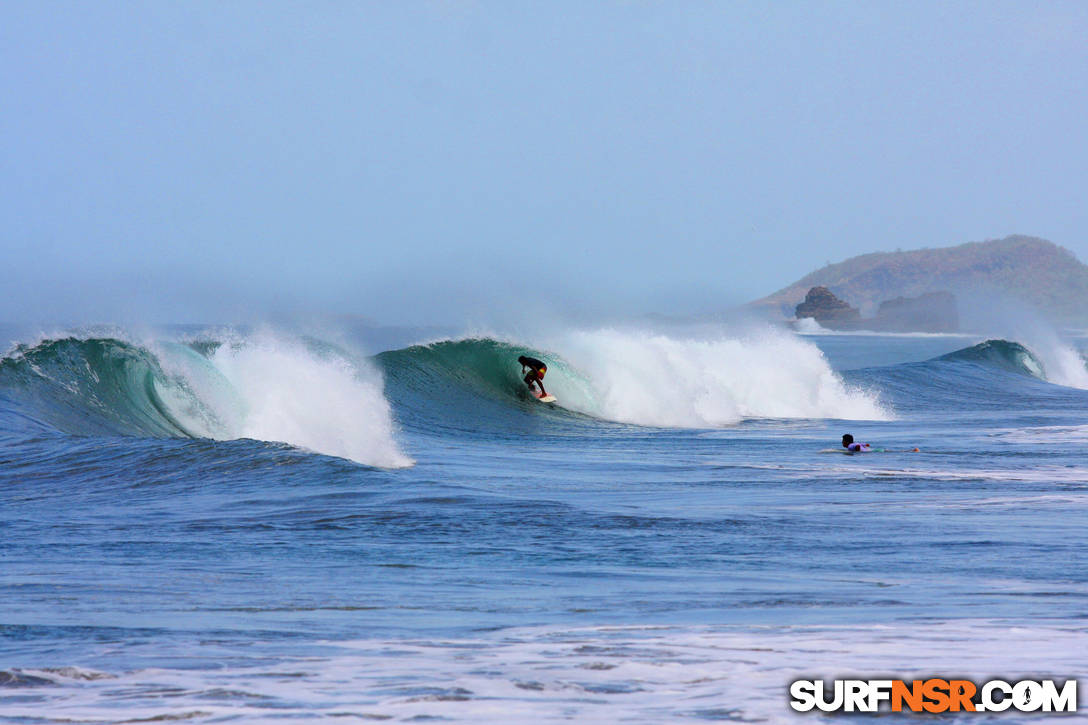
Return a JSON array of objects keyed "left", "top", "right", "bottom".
[{"left": 0, "top": 333, "right": 413, "bottom": 469}]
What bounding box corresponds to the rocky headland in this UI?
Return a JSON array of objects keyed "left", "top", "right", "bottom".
[{"left": 753, "top": 235, "right": 1088, "bottom": 329}]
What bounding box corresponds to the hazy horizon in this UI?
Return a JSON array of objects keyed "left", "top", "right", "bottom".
[{"left": 3, "top": 2, "right": 1087, "bottom": 326}]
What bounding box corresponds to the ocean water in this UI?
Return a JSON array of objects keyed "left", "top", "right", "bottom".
[{"left": 1, "top": 325, "right": 1086, "bottom": 723}]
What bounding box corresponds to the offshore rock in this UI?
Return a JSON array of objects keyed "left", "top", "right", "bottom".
[{"left": 795, "top": 287, "right": 861, "bottom": 324}]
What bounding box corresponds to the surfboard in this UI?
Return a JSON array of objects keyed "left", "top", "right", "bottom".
[{"left": 534, "top": 393, "right": 557, "bottom": 403}]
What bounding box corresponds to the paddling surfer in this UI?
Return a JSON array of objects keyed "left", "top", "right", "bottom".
[{"left": 841, "top": 433, "right": 872, "bottom": 453}]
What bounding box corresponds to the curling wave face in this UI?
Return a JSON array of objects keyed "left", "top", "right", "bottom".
[
  {"left": 935, "top": 337, "right": 1088, "bottom": 389},
  {"left": 0, "top": 333, "right": 413, "bottom": 468},
  {"left": 937, "top": 339, "right": 1046, "bottom": 376}
]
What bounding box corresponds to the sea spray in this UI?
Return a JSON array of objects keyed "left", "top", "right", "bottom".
[
  {"left": 794, "top": 317, "right": 830, "bottom": 334},
  {"left": 544, "top": 328, "right": 889, "bottom": 426},
  {"left": 172, "top": 331, "right": 413, "bottom": 468},
  {"left": 1019, "top": 334, "right": 1088, "bottom": 390}
]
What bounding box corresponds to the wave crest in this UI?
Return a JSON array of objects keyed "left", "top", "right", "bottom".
[
  {"left": 936, "top": 337, "right": 1088, "bottom": 389},
  {"left": 0, "top": 334, "right": 412, "bottom": 468},
  {"left": 937, "top": 339, "right": 1045, "bottom": 377}
]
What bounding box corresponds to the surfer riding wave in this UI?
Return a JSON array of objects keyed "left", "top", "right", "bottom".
[{"left": 518, "top": 355, "right": 548, "bottom": 398}]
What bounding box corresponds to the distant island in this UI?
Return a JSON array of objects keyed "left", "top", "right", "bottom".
[{"left": 751, "top": 235, "right": 1088, "bottom": 329}]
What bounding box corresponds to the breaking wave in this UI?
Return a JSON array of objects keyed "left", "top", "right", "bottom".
[
  {"left": 937, "top": 338, "right": 1088, "bottom": 389},
  {"left": 0, "top": 334, "right": 412, "bottom": 468},
  {"left": 379, "top": 328, "right": 889, "bottom": 427},
  {"left": 937, "top": 339, "right": 1046, "bottom": 376},
  {"left": 11, "top": 327, "right": 1088, "bottom": 463}
]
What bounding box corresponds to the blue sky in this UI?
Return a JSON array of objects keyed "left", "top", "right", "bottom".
[{"left": 2, "top": 1, "right": 1087, "bottom": 324}]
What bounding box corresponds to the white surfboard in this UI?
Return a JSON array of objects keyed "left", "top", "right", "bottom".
[{"left": 535, "top": 393, "right": 557, "bottom": 403}]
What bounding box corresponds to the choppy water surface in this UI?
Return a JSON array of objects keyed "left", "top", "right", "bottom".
[{"left": 1, "top": 326, "right": 1085, "bottom": 722}]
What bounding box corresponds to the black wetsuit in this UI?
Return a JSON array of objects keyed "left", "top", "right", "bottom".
[{"left": 518, "top": 355, "right": 547, "bottom": 396}]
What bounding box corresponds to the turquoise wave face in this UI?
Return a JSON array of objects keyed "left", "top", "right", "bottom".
[
  {"left": 0, "top": 334, "right": 411, "bottom": 467},
  {"left": 378, "top": 338, "right": 545, "bottom": 401},
  {"left": 374, "top": 337, "right": 592, "bottom": 438},
  {"left": 937, "top": 339, "right": 1045, "bottom": 377},
  {"left": 0, "top": 337, "right": 204, "bottom": 438}
]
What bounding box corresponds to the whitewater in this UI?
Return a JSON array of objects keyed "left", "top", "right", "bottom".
[{"left": 1, "top": 323, "right": 1086, "bottom": 722}]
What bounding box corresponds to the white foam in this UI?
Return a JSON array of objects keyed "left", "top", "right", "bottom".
[
  {"left": 542, "top": 327, "right": 889, "bottom": 427},
  {"left": 994, "top": 425, "right": 1088, "bottom": 444},
  {"left": 716, "top": 460, "right": 1088, "bottom": 485},
  {"left": 846, "top": 466, "right": 1088, "bottom": 485},
  {"left": 793, "top": 316, "right": 828, "bottom": 334},
  {"left": 1035, "top": 339, "right": 1088, "bottom": 389},
  {"left": 793, "top": 325, "right": 971, "bottom": 339},
  {"left": 160, "top": 331, "right": 413, "bottom": 468},
  {"left": 8, "top": 620, "right": 1086, "bottom": 723}
]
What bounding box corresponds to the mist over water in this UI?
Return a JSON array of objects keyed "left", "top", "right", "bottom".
[{"left": 541, "top": 327, "right": 888, "bottom": 425}]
